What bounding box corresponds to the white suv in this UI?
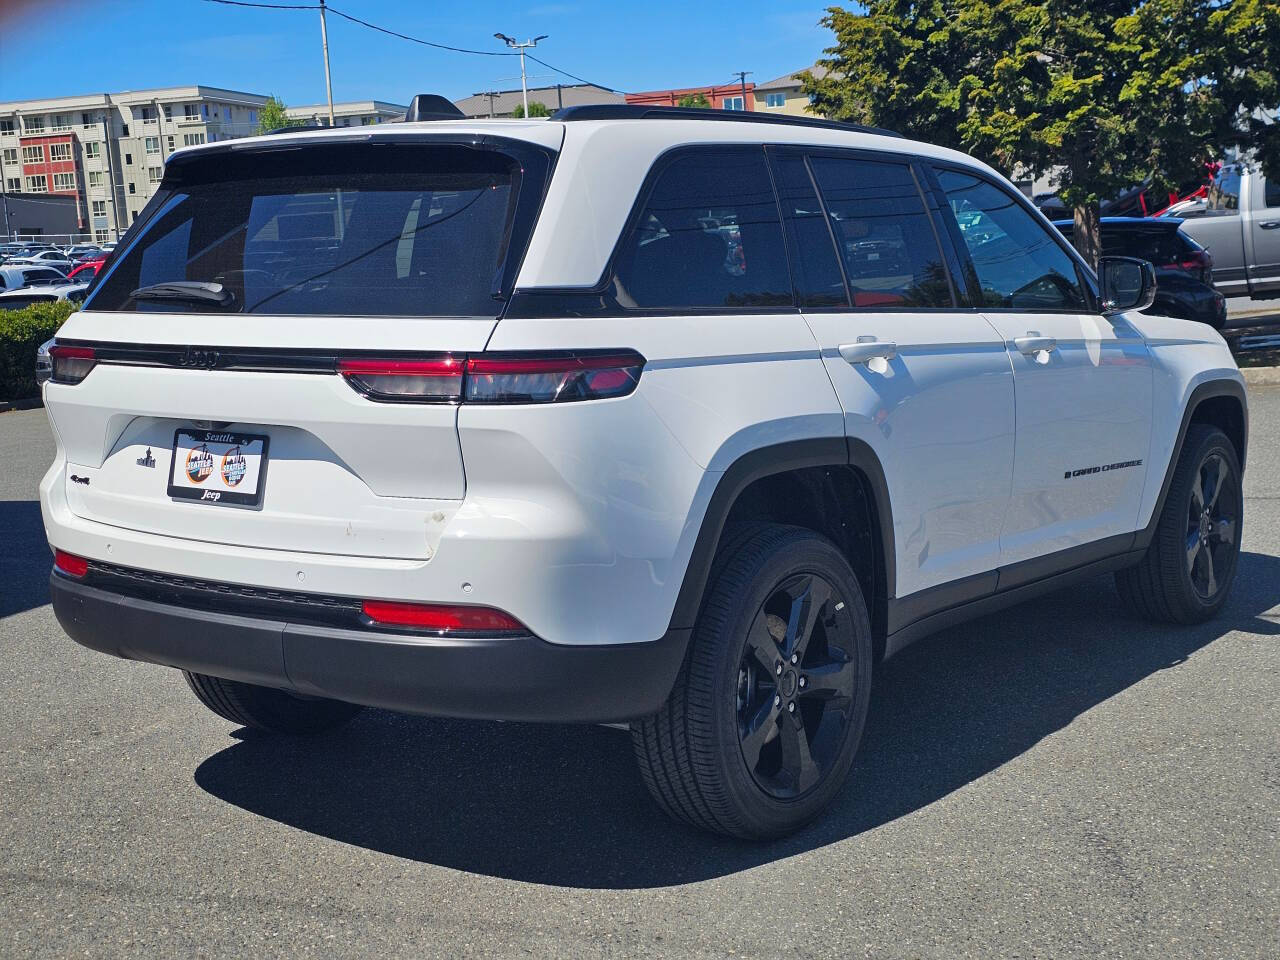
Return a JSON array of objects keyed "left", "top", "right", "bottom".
[{"left": 41, "top": 102, "right": 1247, "bottom": 839}]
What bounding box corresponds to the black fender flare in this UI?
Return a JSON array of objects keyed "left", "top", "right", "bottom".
[{"left": 665, "top": 436, "right": 897, "bottom": 632}]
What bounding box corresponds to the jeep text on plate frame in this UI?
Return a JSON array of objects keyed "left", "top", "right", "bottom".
[{"left": 167, "top": 429, "right": 269, "bottom": 507}]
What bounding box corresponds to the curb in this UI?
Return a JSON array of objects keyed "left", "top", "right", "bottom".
[
  {"left": 0, "top": 397, "right": 42, "bottom": 413},
  {"left": 1241, "top": 366, "right": 1280, "bottom": 386}
]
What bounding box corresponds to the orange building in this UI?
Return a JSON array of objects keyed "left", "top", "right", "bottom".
[{"left": 626, "top": 82, "right": 756, "bottom": 112}]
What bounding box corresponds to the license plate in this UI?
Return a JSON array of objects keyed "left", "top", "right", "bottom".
[{"left": 167, "top": 429, "right": 269, "bottom": 506}]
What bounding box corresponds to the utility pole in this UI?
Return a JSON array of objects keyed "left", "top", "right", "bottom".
[
  {"left": 494, "top": 33, "right": 548, "bottom": 117},
  {"left": 101, "top": 113, "right": 122, "bottom": 241},
  {"left": 319, "top": 0, "right": 335, "bottom": 127},
  {"left": 0, "top": 185, "right": 10, "bottom": 241},
  {"left": 732, "top": 71, "right": 751, "bottom": 110},
  {"left": 474, "top": 91, "right": 500, "bottom": 118}
]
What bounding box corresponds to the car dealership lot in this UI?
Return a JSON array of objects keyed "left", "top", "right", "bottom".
[{"left": 1, "top": 397, "right": 1277, "bottom": 959}]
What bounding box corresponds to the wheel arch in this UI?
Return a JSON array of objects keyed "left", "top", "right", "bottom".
[{"left": 666, "top": 437, "right": 896, "bottom": 659}]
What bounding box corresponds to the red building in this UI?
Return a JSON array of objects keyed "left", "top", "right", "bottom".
[
  {"left": 626, "top": 82, "right": 756, "bottom": 112},
  {"left": 19, "top": 132, "right": 85, "bottom": 227}
]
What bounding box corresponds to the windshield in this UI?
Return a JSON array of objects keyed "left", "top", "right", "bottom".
[{"left": 88, "top": 142, "right": 543, "bottom": 317}]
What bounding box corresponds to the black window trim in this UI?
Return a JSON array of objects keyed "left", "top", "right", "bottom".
[{"left": 926, "top": 160, "right": 1103, "bottom": 315}]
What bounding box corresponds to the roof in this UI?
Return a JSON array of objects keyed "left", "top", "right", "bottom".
[
  {"left": 0, "top": 86, "right": 269, "bottom": 112},
  {"left": 285, "top": 100, "right": 407, "bottom": 119},
  {"left": 756, "top": 65, "right": 832, "bottom": 93},
  {"left": 454, "top": 84, "right": 623, "bottom": 118}
]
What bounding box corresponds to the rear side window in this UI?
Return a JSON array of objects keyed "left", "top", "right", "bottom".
[
  {"left": 1205, "top": 168, "right": 1241, "bottom": 215},
  {"left": 770, "top": 152, "right": 848, "bottom": 308},
  {"left": 937, "top": 169, "right": 1087, "bottom": 311},
  {"left": 809, "top": 156, "right": 952, "bottom": 308},
  {"left": 88, "top": 143, "right": 536, "bottom": 317},
  {"left": 612, "top": 148, "right": 791, "bottom": 309},
  {"left": 1265, "top": 176, "right": 1280, "bottom": 209}
]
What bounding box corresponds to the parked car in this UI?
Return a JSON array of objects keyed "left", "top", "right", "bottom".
[
  {"left": 0, "top": 264, "right": 68, "bottom": 292},
  {"left": 67, "top": 259, "right": 106, "bottom": 282},
  {"left": 42, "top": 100, "right": 1247, "bottom": 839},
  {"left": 1053, "top": 217, "right": 1227, "bottom": 327},
  {"left": 0, "top": 281, "right": 89, "bottom": 311},
  {"left": 1179, "top": 163, "right": 1280, "bottom": 301},
  {"left": 8, "top": 249, "right": 73, "bottom": 272},
  {"left": 64, "top": 245, "right": 104, "bottom": 262}
]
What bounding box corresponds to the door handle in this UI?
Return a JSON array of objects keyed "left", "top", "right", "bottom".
[
  {"left": 1259, "top": 220, "right": 1280, "bottom": 230},
  {"left": 1013, "top": 335, "right": 1057, "bottom": 356},
  {"left": 839, "top": 340, "right": 898, "bottom": 365}
]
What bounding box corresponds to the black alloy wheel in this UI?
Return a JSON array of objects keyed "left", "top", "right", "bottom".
[{"left": 1185, "top": 450, "right": 1238, "bottom": 601}]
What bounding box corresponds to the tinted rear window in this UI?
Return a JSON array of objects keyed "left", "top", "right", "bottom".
[{"left": 89, "top": 143, "right": 535, "bottom": 317}]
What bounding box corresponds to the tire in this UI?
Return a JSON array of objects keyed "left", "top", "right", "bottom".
[
  {"left": 183, "top": 671, "right": 364, "bottom": 735},
  {"left": 1116, "top": 424, "right": 1243, "bottom": 624},
  {"left": 633, "top": 524, "right": 873, "bottom": 839}
]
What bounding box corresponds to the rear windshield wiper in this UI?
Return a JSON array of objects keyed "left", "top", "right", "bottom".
[{"left": 130, "top": 281, "right": 234, "bottom": 307}]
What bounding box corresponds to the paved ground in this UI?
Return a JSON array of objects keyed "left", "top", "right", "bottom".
[{"left": 1, "top": 393, "right": 1277, "bottom": 960}]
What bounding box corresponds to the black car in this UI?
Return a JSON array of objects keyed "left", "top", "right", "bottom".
[{"left": 1054, "top": 217, "right": 1226, "bottom": 328}]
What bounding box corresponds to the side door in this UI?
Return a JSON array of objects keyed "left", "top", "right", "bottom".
[
  {"left": 1244, "top": 170, "right": 1280, "bottom": 295},
  {"left": 770, "top": 147, "right": 1016, "bottom": 611},
  {"left": 929, "top": 165, "right": 1153, "bottom": 574}
]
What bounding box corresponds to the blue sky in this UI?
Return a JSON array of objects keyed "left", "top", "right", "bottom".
[{"left": 0, "top": 1, "right": 837, "bottom": 106}]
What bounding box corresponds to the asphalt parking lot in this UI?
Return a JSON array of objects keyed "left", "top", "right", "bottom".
[{"left": 2, "top": 394, "right": 1277, "bottom": 959}]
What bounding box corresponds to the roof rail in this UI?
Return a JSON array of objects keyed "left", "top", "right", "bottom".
[
  {"left": 549, "top": 103, "right": 901, "bottom": 138},
  {"left": 265, "top": 123, "right": 327, "bottom": 136}
]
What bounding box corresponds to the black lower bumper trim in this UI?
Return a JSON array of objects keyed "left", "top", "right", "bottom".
[{"left": 51, "top": 574, "right": 688, "bottom": 724}]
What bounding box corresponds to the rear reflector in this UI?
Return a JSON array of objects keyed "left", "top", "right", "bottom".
[
  {"left": 337, "top": 350, "right": 645, "bottom": 404},
  {"left": 338, "top": 357, "right": 463, "bottom": 402},
  {"left": 54, "top": 549, "right": 88, "bottom": 578},
  {"left": 361, "top": 599, "right": 526, "bottom": 635},
  {"left": 49, "top": 345, "right": 97, "bottom": 385}
]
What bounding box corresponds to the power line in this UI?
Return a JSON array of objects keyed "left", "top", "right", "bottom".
[
  {"left": 200, "top": 0, "right": 319, "bottom": 9},
  {"left": 525, "top": 54, "right": 625, "bottom": 94},
  {"left": 325, "top": 7, "right": 518, "bottom": 57}
]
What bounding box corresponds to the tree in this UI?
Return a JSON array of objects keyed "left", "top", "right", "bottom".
[
  {"left": 257, "top": 95, "right": 302, "bottom": 135},
  {"left": 511, "top": 101, "right": 550, "bottom": 118},
  {"left": 677, "top": 93, "right": 712, "bottom": 108},
  {"left": 803, "top": 1, "right": 1280, "bottom": 268}
]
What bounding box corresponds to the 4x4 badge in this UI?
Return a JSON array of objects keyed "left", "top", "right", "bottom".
[{"left": 136, "top": 447, "right": 156, "bottom": 468}]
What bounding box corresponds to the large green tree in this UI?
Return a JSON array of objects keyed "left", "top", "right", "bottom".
[
  {"left": 256, "top": 95, "right": 302, "bottom": 135},
  {"left": 803, "top": 0, "right": 1280, "bottom": 267}
]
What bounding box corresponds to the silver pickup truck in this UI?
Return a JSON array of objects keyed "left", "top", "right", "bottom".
[{"left": 1180, "top": 164, "right": 1280, "bottom": 301}]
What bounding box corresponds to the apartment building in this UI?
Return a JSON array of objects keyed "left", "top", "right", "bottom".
[
  {"left": 0, "top": 85, "right": 269, "bottom": 241},
  {"left": 284, "top": 100, "right": 407, "bottom": 128},
  {"left": 752, "top": 66, "right": 831, "bottom": 117}
]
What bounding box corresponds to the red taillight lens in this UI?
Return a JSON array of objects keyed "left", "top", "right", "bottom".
[
  {"left": 53, "top": 549, "right": 88, "bottom": 578},
  {"left": 337, "top": 357, "right": 463, "bottom": 402},
  {"left": 361, "top": 599, "right": 526, "bottom": 635},
  {"left": 464, "top": 351, "right": 644, "bottom": 403},
  {"left": 49, "top": 345, "right": 97, "bottom": 385}
]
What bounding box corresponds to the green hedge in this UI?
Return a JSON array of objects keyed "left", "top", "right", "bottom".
[{"left": 0, "top": 301, "right": 76, "bottom": 403}]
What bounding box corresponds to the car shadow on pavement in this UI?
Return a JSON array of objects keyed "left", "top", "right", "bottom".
[
  {"left": 0, "top": 501, "right": 51, "bottom": 618},
  {"left": 195, "top": 551, "right": 1280, "bottom": 890}
]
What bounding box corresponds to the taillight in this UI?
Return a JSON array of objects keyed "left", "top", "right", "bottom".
[
  {"left": 464, "top": 351, "right": 644, "bottom": 403},
  {"left": 362, "top": 599, "right": 526, "bottom": 636},
  {"left": 53, "top": 549, "right": 88, "bottom": 578},
  {"left": 337, "top": 351, "right": 645, "bottom": 404},
  {"left": 337, "top": 357, "right": 463, "bottom": 402},
  {"left": 49, "top": 345, "right": 97, "bottom": 385}
]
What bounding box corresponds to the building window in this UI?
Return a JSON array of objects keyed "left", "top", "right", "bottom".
[
  {"left": 82, "top": 112, "right": 95, "bottom": 127},
  {"left": 128, "top": 183, "right": 136, "bottom": 194},
  {"left": 53, "top": 172, "right": 76, "bottom": 191},
  {"left": 248, "top": 109, "right": 257, "bottom": 126},
  {"left": 92, "top": 200, "right": 107, "bottom": 217},
  {"left": 145, "top": 136, "right": 160, "bottom": 155},
  {"left": 721, "top": 96, "right": 746, "bottom": 111},
  {"left": 132, "top": 211, "right": 140, "bottom": 223},
  {"left": 167, "top": 135, "right": 175, "bottom": 151},
  {"left": 1, "top": 148, "right": 15, "bottom": 165},
  {"left": 148, "top": 166, "right": 163, "bottom": 183},
  {"left": 52, "top": 114, "right": 72, "bottom": 131},
  {"left": 88, "top": 171, "right": 103, "bottom": 188},
  {"left": 124, "top": 153, "right": 132, "bottom": 165},
  {"left": 361, "top": 116, "right": 379, "bottom": 125},
  {"left": 0, "top": 119, "right": 13, "bottom": 136},
  {"left": 121, "top": 123, "right": 129, "bottom": 136},
  {"left": 765, "top": 93, "right": 787, "bottom": 108},
  {"left": 182, "top": 133, "right": 205, "bottom": 146},
  {"left": 5, "top": 178, "right": 19, "bottom": 192},
  {"left": 140, "top": 107, "right": 157, "bottom": 124},
  {"left": 95, "top": 229, "right": 110, "bottom": 243},
  {"left": 50, "top": 143, "right": 73, "bottom": 162},
  {"left": 21, "top": 145, "right": 44, "bottom": 164},
  {"left": 84, "top": 142, "right": 101, "bottom": 160},
  {"left": 25, "top": 175, "right": 47, "bottom": 193},
  {"left": 162, "top": 104, "right": 173, "bottom": 121},
  {"left": 183, "top": 105, "right": 198, "bottom": 121},
  {"left": 24, "top": 116, "right": 45, "bottom": 133}
]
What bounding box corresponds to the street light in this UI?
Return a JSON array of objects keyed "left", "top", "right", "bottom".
[{"left": 494, "top": 33, "right": 548, "bottom": 118}]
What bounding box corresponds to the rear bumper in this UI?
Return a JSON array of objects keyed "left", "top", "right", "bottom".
[{"left": 50, "top": 572, "right": 688, "bottom": 723}]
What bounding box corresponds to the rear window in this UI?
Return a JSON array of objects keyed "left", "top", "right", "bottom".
[
  {"left": 88, "top": 142, "right": 540, "bottom": 317},
  {"left": 1100, "top": 227, "right": 1183, "bottom": 264}
]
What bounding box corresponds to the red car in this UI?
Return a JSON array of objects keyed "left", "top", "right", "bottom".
[{"left": 67, "top": 258, "right": 105, "bottom": 282}]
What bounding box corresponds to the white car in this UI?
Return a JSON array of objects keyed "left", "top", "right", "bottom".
[
  {"left": 40, "top": 102, "right": 1247, "bottom": 838},
  {"left": 0, "top": 264, "right": 68, "bottom": 292},
  {"left": 8, "top": 250, "right": 74, "bottom": 272}
]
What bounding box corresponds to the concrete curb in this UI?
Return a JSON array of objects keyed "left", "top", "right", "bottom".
[{"left": 1241, "top": 366, "right": 1280, "bottom": 386}]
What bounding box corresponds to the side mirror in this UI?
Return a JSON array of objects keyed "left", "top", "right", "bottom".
[{"left": 1098, "top": 256, "right": 1156, "bottom": 315}]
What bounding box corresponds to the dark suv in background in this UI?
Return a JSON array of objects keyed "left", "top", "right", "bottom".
[{"left": 1055, "top": 217, "right": 1226, "bottom": 328}]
